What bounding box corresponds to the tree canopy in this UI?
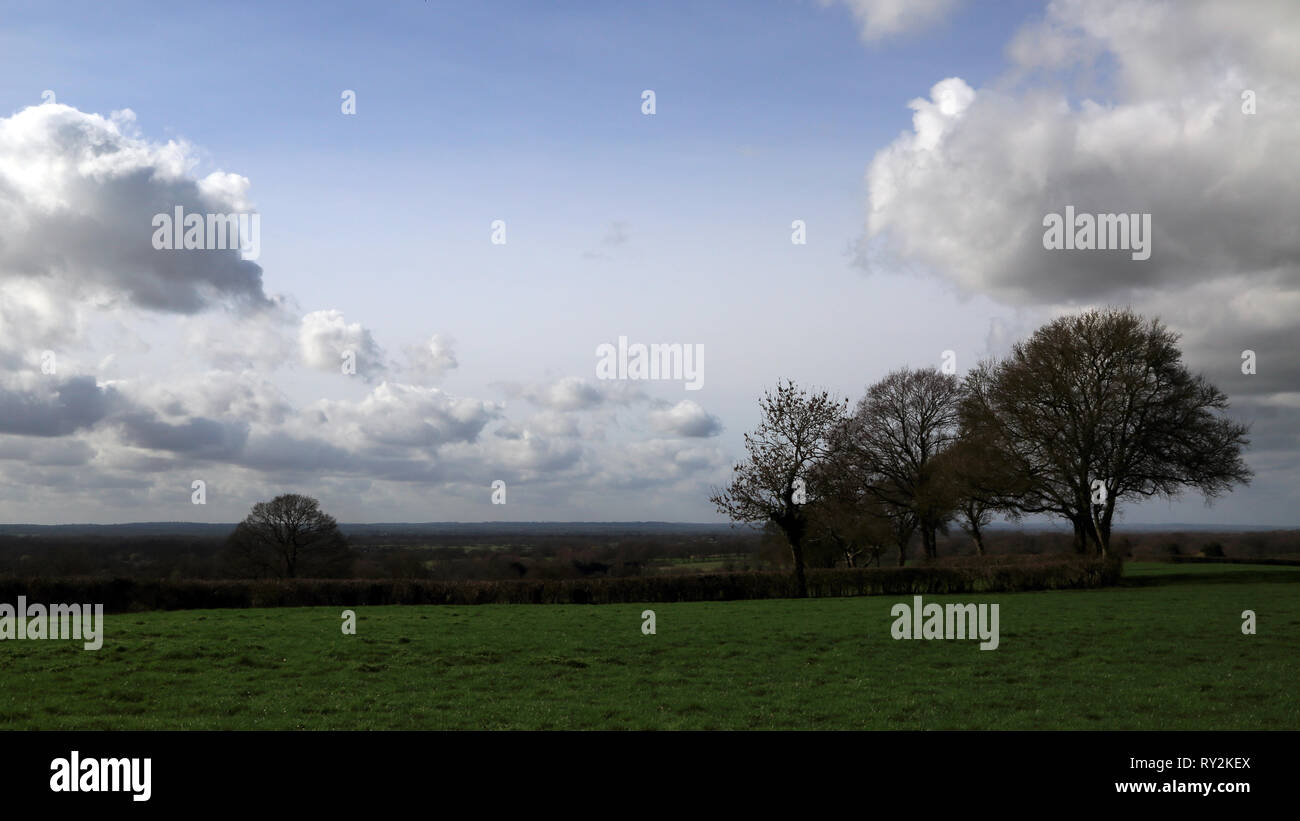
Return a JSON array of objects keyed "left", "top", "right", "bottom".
[
  {"left": 713, "top": 308, "right": 1251, "bottom": 572},
  {"left": 224, "top": 493, "right": 355, "bottom": 578}
]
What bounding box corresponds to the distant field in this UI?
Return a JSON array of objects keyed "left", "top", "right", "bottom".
[{"left": 1, "top": 562, "right": 1296, "bottom": 730}]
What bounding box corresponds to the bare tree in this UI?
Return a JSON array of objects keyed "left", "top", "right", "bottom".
[
  {"left": 839, "top": 368, "right": 964, "bottom": 561},
  {"left": 803, "top": 478, "right": 894, "bottom": 568},
  {"left": 710, "top": 380, "right": 847, "bottom": 597},
  {"left": 931, "top": 416, "right": 1025, "bottom": 557},
  {"left": 224, "top": 494, "right": 354, "bottom": 578},
  {"left": 934, "top": 449, "right": 995, "bottom": 557},
  {"left": 961, "top": 308, "right": 1251, "bottom": 555},
  {"left": 806, "top": 423, "right": 910, "bottom": 567},
  {"left": 886, "top": 507, "right": 919, "bottom": 567}
]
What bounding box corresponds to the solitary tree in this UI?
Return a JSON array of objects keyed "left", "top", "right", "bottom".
[
  {"left": 961, "top": 308, "right": 1251, "bottom": 555},
  {"left": 224, "top": 494, "right": 354, "bottom": 578},
  {"left": 710, "top": 380, "right": 847, "bottom": 597}
]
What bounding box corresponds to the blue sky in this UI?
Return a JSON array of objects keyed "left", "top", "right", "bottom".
[{"left": 0, "top": 0, "right": 1295, "bottom": 526}]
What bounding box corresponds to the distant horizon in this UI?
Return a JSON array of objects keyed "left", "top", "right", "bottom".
[{"left": 0, "top": 519, "right": 1292, "bottom": 532}]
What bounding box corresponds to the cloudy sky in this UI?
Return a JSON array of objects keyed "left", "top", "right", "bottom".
[{"left": 0, "top": 0, "right": 1295, "bottom": 525}]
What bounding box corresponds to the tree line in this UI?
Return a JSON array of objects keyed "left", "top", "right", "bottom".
[{"left": 711, "top": 308, "right": 1252, "bottom": 597}]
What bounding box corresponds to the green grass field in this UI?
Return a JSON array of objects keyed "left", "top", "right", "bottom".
[{"left": 1, "top": 562, "right": 1296, "bottom": 730}]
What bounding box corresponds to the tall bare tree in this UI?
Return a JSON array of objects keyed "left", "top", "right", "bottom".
[
  {"left": 224, "top": 493, "right": 354, "bottom": 578},
  {"left": 807, "top": 421, "right": 915, "bottom": 567},
  {"left": 936, "top": 452, "right": 995, "bottom": 557},
  {"left": 710, "top": 380, "right": 847, "bottom": 597},
  {"left": 961, "top": 308, "right": 1251, "bottom": 555},
  {"left": 931, "top": 412, "right": 1028, "bottom": 557},
  {"left": 839, "top": 368, "right": 964, "bottom": 561}
]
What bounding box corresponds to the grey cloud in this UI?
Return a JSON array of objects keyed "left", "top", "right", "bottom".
[
  {"left": 648, "top": 400, "right": 723, "bottom": 437},
  {"left": 237, "top": 432, "right": 449, "bottom": 484},
  {"left": 514, "top": 377, "right": 605, "bottom": 411},
  {"left": 0, "top": 436, "right": 95, "bottom": 466},
  {"left": 115, "top": 410, "right": 250, "bottom": 459},
  {"left": 402, "top": 334, "right": 458, "bottom": 384},
  {"left": 0, "top": 376, "right": 118, "bottom": 437},
  {"left": 317, "top": 383, "right": 499, "bottom": 449},
  {"left": 595, "top": 439, "right": 729, "bottom": 491}
]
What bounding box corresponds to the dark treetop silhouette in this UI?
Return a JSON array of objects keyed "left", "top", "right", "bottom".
[{"left": 224, "top": 494, "right": 355, "bottom": 579}]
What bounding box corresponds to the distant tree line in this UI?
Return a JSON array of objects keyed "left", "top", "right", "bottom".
[
  {"left": 711, "top": 308, "right": 1252, "bottom": 597},
  {"left": 0, "top": 516, "right": 768, "bottom": 581},
  {"left": 5, "top": 523, "right": 1290, "bottom": 581}
]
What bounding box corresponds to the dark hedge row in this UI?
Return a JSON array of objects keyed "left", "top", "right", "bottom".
[
  {"left": 1166, "top": 556, "right": 1300, "bottom": 566},
  {"left": 0, "top": 556, "right": 1121, "bottom": 613}
]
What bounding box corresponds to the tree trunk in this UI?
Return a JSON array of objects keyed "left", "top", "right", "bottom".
[
  {"left": 790, "top": 539, "right": 808, "bottom": 598},
  {"left": 776, "top": 512, "right": 808, "bottom": 598},
  {"left": 895, "top": 520, "right": 915, "bottom": 566},
  {"left": 1099, "top": 499, "right": 1116, "bottom": 557},
  {"left": 1071, "top": 516, "right": 1090, "bottom": 554},
  {"left": 920, "top": 527, "right": 933, "bottom": 560},
  {"left": 1090, "top": 508, "right": 1108, "bottom": 557}
]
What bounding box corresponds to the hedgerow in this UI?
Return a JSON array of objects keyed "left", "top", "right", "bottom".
[{"left": 0, "top": 555, "right": 1121, "bottom": 612}]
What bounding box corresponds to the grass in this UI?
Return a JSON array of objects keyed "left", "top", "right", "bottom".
[{"left": 0, "top": 562, "right": 1295, "bottom": 730}]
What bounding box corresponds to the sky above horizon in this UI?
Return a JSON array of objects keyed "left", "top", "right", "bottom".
[{"left": 0, "top": 0, "right": 1296, "bottom": 526}]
